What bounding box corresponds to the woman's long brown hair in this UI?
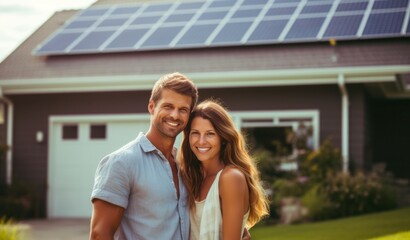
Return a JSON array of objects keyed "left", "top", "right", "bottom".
[{"left": 179, "top": 99, "right": 269, "bottom": 227}]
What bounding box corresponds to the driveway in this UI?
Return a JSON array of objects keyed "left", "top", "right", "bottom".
[{"left": 20, "top": 218, "right": 90, "bottom": 240}]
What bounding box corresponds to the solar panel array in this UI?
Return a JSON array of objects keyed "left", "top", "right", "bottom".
[{"left": 33, "top": 0, "right": 410, "bottom": 56}]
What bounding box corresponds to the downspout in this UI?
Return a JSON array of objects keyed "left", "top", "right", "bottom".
[
  {"left": 0, "top": 87, "right": 13, "bottom": 185},
  {"left": 338, "top": 74, "right": 349, "bottom": 174}
]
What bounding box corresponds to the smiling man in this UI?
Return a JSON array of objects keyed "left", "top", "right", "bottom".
[{"left": 90, "top": 72, "right": 198, "bottom": 240}]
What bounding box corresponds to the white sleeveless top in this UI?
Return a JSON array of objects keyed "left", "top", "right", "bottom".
[{"left": 189, "top": 170, "right": 250, "bottom": 240}]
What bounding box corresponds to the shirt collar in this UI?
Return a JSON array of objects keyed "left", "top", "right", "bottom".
[{"left": 138, "top": 132, "right": 178, "bottom": 159}]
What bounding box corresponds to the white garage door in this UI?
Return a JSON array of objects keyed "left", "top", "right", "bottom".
[{"left": 48, "top": 114, "right": 182, "bottom": 218}]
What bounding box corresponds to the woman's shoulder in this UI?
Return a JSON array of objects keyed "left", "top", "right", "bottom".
[{"left": 219, "top": 166, "right": 247, "bottom": 188}]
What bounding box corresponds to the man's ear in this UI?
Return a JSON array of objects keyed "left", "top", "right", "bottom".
[{"left": 148, "top": 100, "right": 155, "bottom": 114}]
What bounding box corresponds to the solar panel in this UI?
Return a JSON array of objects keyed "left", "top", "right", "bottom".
[
  {"left": 38, "top": 32, "right": 82, "bottom": 52},
  {"left": 110, "top": 6, "right": 140, "bottom": 15},
  {"left": 105, "top": 29, "right": 149, "bottom": 50},
  {"left": 363, "top": 11, "right": 405, "bottom": 36},
  {"left": 285, "top": 17, "right": 326, "bottom": 40},
  {"left": 301, "top": 4, "right": 332, "bottom": 15},
  {"left": 265, "top": 6, "right": 297, "bottom": 16},
  {"left": 248, "top": 19, "right": 288, "bottom": 42},
  {"left": 336, "top": 2, "right": 368, "bottom": 12},
  {"left": 140, "top": 26, "right": 184, "bottom": 49},
  {"left": 212, "top": 21, "right": 253, "bottom": 44},
  {"left": 198, "top": 10, "right": 229, "bottom": 21},
  {"left": 71, "top": 30, "right": 115, "bottom": 52},
  {"left": 97, "top": 18, "right": 129, "bottom": 27},
  {"left": 407, "top": 17, "right": 410, "bottom": 33},
  {"left": 372, "top": 0, "right": 408, "bottom": 10},
  {"left": 78, "top": 8, "right": 109, "bottom": 17},
  {"left": 324, "top": 14, "right": 364, "bottom": 38},
  {"left": 33, "top": 0, "right": 410, "bottom": 56},
  {"left": 164, "top": 13, "right": 195, "bottom": 23}
]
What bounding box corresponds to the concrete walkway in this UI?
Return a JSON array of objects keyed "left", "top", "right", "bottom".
[{"left": 20, "top": 218, "right": 90, "bottom": 240}]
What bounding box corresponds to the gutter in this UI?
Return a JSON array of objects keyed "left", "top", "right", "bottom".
[
  {"left": 0, "top": 87, "right": 13, "bottom": 185},
  {"left": 338, "top": 74, "right": 349, "bottom": 174}
]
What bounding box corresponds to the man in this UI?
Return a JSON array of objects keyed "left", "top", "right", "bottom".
[
  {"left": 90, "top": 72, "right": 198, "bottom": 239},
  {"left": 90, "top": 72, "right": 251, "bottom": 239}
]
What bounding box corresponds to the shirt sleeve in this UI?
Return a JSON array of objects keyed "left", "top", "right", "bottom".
[{"left": 91, "top": 152, "right": 131, "bottom": 209}]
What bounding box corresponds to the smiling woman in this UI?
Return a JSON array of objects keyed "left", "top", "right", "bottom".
[
  {"left": 0, "top": 0, "right": 96, "bottom": 62},
  {"left": 180, "top": 99, "right": 269, "bottom": 240}
]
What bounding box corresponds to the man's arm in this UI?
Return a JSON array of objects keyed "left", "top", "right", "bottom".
[{"left": 90, "top": 199, "right": 125, "bottom": 240}]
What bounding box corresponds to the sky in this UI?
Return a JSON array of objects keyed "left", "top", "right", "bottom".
[{"left": 0, "top": 0, "right": 96, "bottom": 63}]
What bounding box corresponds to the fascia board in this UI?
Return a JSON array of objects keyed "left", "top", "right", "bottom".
[{"left": 1, "top": 65, "right": 409, "bottom": 94}]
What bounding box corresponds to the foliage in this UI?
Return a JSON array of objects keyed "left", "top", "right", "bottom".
[
  {"left": 0, "top": 218, "right": 20, "bottom": 240},
  {"left": 252, "top": 148, "right": 282, "bottom": 183},
  {"left": 301, "top": 183, "right": 336, "bottom": 221},
  {"left": 299, "top": 138, "right": 342, "bottom": 183},
  {"left": 322, "top": 172, "right": 398, "bottom": 218},
  {"left": 301, "top": 172, "right": 398, "bottom": 221},
  {"left": 0, "top": 182, "right": 36, "bottom": 220},
  {"left": 256, "top": 135, "right": 400, "bottom": 223}
]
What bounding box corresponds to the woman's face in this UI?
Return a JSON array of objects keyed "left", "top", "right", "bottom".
[{"left": 189, "top": 116, "right": 222, "bottom": 164}]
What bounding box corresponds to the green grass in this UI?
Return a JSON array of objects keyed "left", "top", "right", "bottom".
[
  {"left": 370, "top": 231, "right": 410, "bottom": 240},
  {"left": 250, "top": 207, "right": 410, "bottom": 240}
]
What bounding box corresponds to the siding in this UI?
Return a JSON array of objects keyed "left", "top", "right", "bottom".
[
  {"left": 0, "top": 106, "right": 8, "bottom": 183},
  {"left": 8, "top": 85, "right": 346, "bottom": 216},
  {"left": 200, "top": 85, "right": 342, "bottom": 151},
  {"left": 9, "top": 91, "right": 151, "bottom": 216}
]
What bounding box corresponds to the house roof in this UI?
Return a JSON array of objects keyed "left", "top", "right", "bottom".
[
  {"left": 33, "top": 0, "right": 410, "bottom": 56},
  {"left": 0, "top": 0, "right": 409, "bottom": 97}
]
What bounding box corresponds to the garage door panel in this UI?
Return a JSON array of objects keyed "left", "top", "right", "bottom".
[{"left": 48, "top": 117, "right": 150, "bottom": 218}]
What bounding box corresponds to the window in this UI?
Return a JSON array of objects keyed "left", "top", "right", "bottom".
[
  {"left": 90, "top": 124, "right": 106, "bottom": 139},
  {"left": 62, "top": 125, "right": 78, "bottom": 140},
  {"left": 232, "top": 110, "right": 319, "bottom": 172}
]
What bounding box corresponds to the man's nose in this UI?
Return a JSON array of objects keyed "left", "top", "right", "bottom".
[{"left": 170, "top": 109, "right": 179, "bottom": 119}]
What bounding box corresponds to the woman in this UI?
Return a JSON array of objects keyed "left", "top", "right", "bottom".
[{"left": 179, "top": 99, "right": 269, "bottom": 239}]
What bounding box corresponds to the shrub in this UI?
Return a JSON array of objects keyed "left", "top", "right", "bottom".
[
  {"left": 301, "top": 183, "right": 336, "bottom": 221},
  {"left": 323, "top": 172, "right": 398, "bottom": 218},
  {"left": 299, "top": 138, "right": 342, "bottom": 183},
  {"left": 301, "top": 172, "right": 398, "bottom": 220},
  {"left": 0, "top": 218, "right": 20, "bottom": 240},
  {"left": 0, "top": 182, "right": 36, "bottom": 220},
  {"left": 270, "top": 178, "right": 310, "bottom": 221},
  {"left": 253, "top": 148, "right": 283, "bottom": 183}
]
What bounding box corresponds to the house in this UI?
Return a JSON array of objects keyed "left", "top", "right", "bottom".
[{"left": 0, "top": 0, "right": 409, "bottom": 218}]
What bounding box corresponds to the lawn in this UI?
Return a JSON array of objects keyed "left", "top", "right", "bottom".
[{"left": 249, "top": 206, "right": 410, "bottom": 240}]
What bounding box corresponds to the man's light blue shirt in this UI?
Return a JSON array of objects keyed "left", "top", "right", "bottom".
[{"left": 91, "top": 132, "right": 189, "bottom": 240}]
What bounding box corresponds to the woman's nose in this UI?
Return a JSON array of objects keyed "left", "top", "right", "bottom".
[{"left": 198, "top": 134, "right": 206, "bottom": 144}]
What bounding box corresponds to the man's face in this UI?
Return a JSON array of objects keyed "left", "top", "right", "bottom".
[{"left": 148, "top": 89, "right": 192, "bottom": 139}]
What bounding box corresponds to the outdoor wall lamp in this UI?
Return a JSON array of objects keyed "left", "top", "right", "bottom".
[{"left": 36, "top": 131, "right": 44, "bottom": 143}]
